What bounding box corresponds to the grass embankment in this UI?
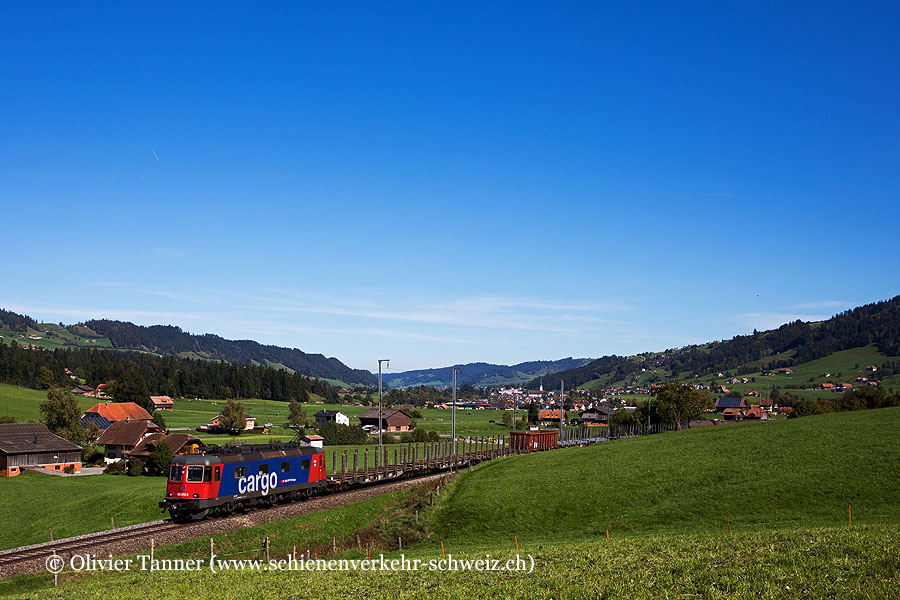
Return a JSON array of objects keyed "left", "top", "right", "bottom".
[
  {"left": 7, "top": 526, "right": 900, "bottom": 599},
  {"left": 434, "top": 407, "right": 900, "bottom": 547},
  {"left": 0, "top": 471, "right": 163, "bottom": 550}
]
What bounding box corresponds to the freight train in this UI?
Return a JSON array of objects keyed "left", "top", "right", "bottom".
[{"left": 159, "top": 443, "right": 327, "bottom": 521}]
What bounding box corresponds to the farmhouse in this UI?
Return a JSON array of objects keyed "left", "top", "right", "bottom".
[
  {"left": 97, "top": 420, "right": 162, "bottom": 463},
  {"left": 721, "top": 407, "right": 744, "bottom": 420},
  {"left": 578, "top": 410, "right": 609, "bottom": 426},
  {"left": 300, "top": 435, "right": 324, "bottom": 448},
  {"left": 71, "top": 384, "right": 96, "bottom": 396},
  {"left": 150, "top": 396, "right": 175, "bottom": 411},
  {"left": 0, "top": 423, "right": 83, "bottom": 477},
  {"left": 314, "top": 410, "right": 350, "bottom": 426},
  {"left": 357, "top": 409, "right": 413, "bottom": 432},
  {"left": 744, "top": 405, "right": 770, "bottom": 420},
  {"left": 715, "top": 397, "right": 746, "bottom": 410},
  {"left": 127, "top": 433, "right": 203, "bottom": 460},
  {"left": 82, "top": 402, "right": 153, "bottom": 427},
  {"left": 206, "top": 413, "right": 255, "bottom": 431},
  {"left": 537, "top": 409, "right": 566, "bottom": 426}
]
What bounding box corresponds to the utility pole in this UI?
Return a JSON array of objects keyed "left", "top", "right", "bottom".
[
  {"left": 451, "top": 367, "right": 460, "bottom": 445},
  {"left": 559, "top": 380, "right": 564, "bottom": 440},
  {"left": 378, "top": 359, "right": 390, "bottom": 450}
]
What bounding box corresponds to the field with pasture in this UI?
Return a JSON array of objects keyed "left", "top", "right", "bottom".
[
  {"left": 0, "top": 384, "right": 97, "bottom": 423},
  {"left": 0, "top": 470, "right": 163, "bottom": 550},
  {"left": 3, "top": 407, "right": 898, "bottom": 598}
]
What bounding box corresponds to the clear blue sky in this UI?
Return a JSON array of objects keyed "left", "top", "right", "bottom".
[{"left": 3, "top": 2, "right": 899, "bottom": 372}]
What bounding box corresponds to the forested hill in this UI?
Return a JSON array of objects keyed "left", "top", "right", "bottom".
[
  {"left": 384, "top": 357, "right": 590, "bottom": 388},
  {"left": 77, "top": 319, "right": 376, "bottom": 386},
  {"left": 0, "top": 310, "right": 375, "bottom": 386},
  {"left": 532, "top": 295, "right": 900, "bottom": 390}
]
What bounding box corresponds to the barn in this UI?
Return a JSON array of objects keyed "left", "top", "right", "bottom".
[{"left": 0, "top": 423, "right": 82, "bottom": 476}]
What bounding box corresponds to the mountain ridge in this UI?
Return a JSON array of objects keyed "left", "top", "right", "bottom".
[
  {"left": 0, "top": 311, "right": 376, "bottom": 386},
  {"left": 530, "top": 295, "right": 900, "bottom": 390},
  {"left": 384, "top": 357, "right": 591, "bottom": 388}
]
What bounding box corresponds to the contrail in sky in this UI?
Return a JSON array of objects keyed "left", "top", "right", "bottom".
[{"left": 149, "top": 143, "right": 160, "bottom": 162}]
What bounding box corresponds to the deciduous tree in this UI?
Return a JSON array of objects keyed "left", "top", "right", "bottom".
[
  {"left": 40, "top": 388, "right": 84, "bottom": 444},
  {"left": 219, "top": 398, "right": 246, "bottom": 435},
  {"left": 654, "top": 381, "right": 713, "bottom": 429}
]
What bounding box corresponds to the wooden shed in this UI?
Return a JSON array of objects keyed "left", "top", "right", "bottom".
[
  {"left": 510, "top": 430, "right": 558, "bottom": 452},
  {"left": 0, "top": 423, "right": 82, "bottom": 476}
]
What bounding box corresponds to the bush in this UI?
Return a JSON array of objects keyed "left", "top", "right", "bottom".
[
  {"left": 318, "top": 421, "right": 368, "bottom": 445},
  {"left": 146, "top": 441, "right": 173, "bottom": 476},
  {"left": 127, "top": 459, "right": 145, "bottom": 477},
  {"left": 105, "top": 460, "right": 126, "bottom": 475},
  {"left": 81, "top": 445, "right": 104, "bottom": 466},
  {"left": 63, "top": 464, "right": 75, "bottom": 474}
]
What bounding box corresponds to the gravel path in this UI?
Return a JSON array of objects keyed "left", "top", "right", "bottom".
[{"left": 3, "top": 473, "right": 444, "bottom": 578}]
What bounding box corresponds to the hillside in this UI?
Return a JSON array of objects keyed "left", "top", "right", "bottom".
[
  {"left": 533, "top": 295, "right": 900, "bottom": 391},
  {"left": 435, "top": 407, "right": 900, "bottom": 544},
  {"left": 384, "top": 357, "right": 590, "bottom": 388},
  {"left": 9, "top": 407, "right": 900, "bottom": 599},
  {"left": 0, "top": 310, "right": 375, "bottom": 386}
]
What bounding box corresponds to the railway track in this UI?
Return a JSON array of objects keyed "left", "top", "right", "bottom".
[
  {"left": 0, "top": 463, "right": 462, "bottom": 578},
  {"left": 0, "top": 520, "right": 186, "bottom": 574}
]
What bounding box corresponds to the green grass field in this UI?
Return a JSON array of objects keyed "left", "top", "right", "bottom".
[
  {"left": 0, "top": 384, "right": 97, "bottom": 423},
  {"left": 0, "top": 323, "right": 113, "bottom": 351},
  {"left": 433, "top": 407, "right": 900, "bottom": 547},
  {"left": 4, "top": 408, "right": 900, "bottom": 598},
  {"left": 0, "top": 470, "right": 164, "bottom": 550},
  {"left": 7, "top": 526, "right": 897, "bottom": 599}
]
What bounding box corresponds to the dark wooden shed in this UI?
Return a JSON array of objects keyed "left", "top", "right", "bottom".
[{"left": 0, "top": 423, "right": 82, "bottom": 476}]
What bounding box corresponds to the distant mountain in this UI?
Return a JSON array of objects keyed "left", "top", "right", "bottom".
[
  {"left": 531, "top": 295, "right": 900, "bottom": 390},
  {"left": 0, "top": 310, "right": 375, "bottom": 386},
  {"left": 384, "top": 358, "right": 591, "bottom": 389}
]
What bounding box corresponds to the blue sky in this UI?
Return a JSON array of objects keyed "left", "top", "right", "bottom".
[{"left": 2, "top": 2, "right": 899, "bottom": 372}]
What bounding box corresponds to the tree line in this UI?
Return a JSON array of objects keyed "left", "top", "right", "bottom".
[{"left": 0, "top": 340, "right": 340, "bottom": 403}]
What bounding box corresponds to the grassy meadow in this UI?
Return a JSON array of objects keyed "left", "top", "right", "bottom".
[
  {"left": 4, "top": 408, "right": 900, "bottom": 598},
  {"left": 0, "top": 470, "right": 164, "bottom": 550},
  {"left": 7, "top": 526, "right": 898, "bottom": 599},
  {"left": 0, "top": 384, "right": 97, "bottom": 423}
]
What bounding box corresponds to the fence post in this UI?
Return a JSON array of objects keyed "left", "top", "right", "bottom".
[
  {"left": 365, "top": 447, "right": 369, "bottom": 476},
  {"left": 353, "top": 449, "right": 358, "bottom": 480}
]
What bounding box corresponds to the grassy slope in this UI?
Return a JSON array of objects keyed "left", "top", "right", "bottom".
[
  {"left": 0, "top": 471, "right": 163, "bottom": 550},
  {"left": 11, "top": 526, "right": 899, "bottom": 599},
  {"left": 579, "top": 343, "right": 900, "bottom": 401},
  {"left": 434, "top": 407, "right": 900, "bottom": 546},
  {"left": 5, "top": 409, "right": 900, "bottom": 598},
  {"left": 0, "top": 323, "right": 113, "bottom": 350},
  {"left": 0, "top": 383, "right": 97, "bottom": 423}
]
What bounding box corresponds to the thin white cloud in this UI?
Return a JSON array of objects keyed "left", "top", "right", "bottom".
[{"left": 790, "top": 300, "right": 854, "bottom": 310}]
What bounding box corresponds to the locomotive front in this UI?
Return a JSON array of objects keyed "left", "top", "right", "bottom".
[{"left": 159, "top": 454, "right": 223, "bottom": 521}]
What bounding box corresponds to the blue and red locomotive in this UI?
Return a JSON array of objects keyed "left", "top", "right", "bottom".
[{"left": 159, "top": 443, "right": 327, "bottom": 521}]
